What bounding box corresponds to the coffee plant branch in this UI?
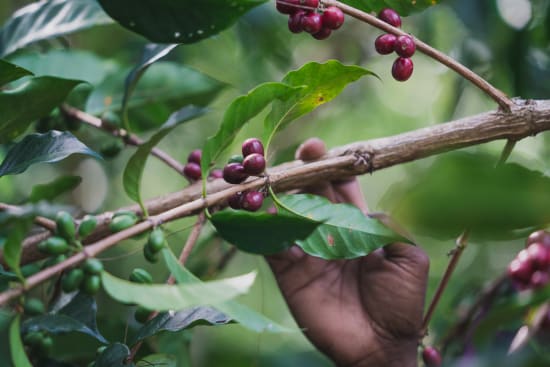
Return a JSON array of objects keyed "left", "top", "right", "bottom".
[
  {"left": 1, "top": 98, "right": 549, "bottom": 269},
  {"left": 325, "top": 0, "right": 515, "bottom": 112},
  {"left": 61, "top": 104, "right": 186, "bottom": 175}
]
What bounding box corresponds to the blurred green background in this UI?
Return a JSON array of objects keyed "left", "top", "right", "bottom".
[{"left": 1, "top": 0, "right": 549, "bottom": 366}]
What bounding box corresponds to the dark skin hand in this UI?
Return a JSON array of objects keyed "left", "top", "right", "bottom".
[{"left": 267, "top": 138, "right": 430, "bottom": 367}]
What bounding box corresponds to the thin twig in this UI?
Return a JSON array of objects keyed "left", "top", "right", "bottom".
[
  {"left": 324, "top": 0, "right": 515, "bottom": 112},
  {"left": 0, "top": 203, "right": 57, "bottom": 232},
  {"left": 61, "top": 104, "right": 185, "bottom": 174},
  {"left": 422, "top": 230, "right": 470, "bottom": 334},
  {"left": 3, "top": 99, "right": 550, "bottom": 268}
]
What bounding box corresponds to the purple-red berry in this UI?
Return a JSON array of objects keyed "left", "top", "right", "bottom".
[
  {"left": 422, "top": 346, "right": 442, "bottom": 367},
  {"left": 527, "top": 242, "right": 550, "bottom": 270},
  {"left": 183, "top": 162, "right": 201, "bottom": 181},
  {"left": 374, "top": 34, "right": 397, "bottom": 55},
  {"left": 288, "top": 10, "right": 306, "bottom": 33},
  {"left": 228, "top": 192, "right": 244, "bottom": 209},
  {"left": 302, "top": 0, "right": 319, "bottom": 9},
  {"left": 378, "top": 8, "right": 402, "bottom": 28},
  {"left": 276, "top": 0, "right": 300, "bottom": 14},
  {"left": 530, "top": 270, "right": 550, "bottom": 288},
  {"left": 527, "top": 230, "right": 550, "bottom": 248},
  {"left": 391, "top": 57, "right": 414, "bottom": 81},
  {"left": 508, "top": 258, "right": 533, "bottom": 283},
  {"left": 223, "top": 163, "right": 248, "bottom": 184},
  {"left": 242, "top": 138, "right": 264, "bottom": 157},
  {"left": 301, "top": 12, "right": 323, "bottom": 34},
  {"left": 243, "top": 153, "right": 266, "bottom": 175},
  {"left": 322, "top": 6, "right": 344, "bottom": 30},
  {"left": 208, "top": 169, "right": 223, "bottom": 179},
  {"left": 394, "top": 35, "right": 416, "bottom": 57},
  {"left": 187, "top": 149, "right": 202, "bottom": 164},
  {"left": 242, "top": 191, "right": 264, "bottom": 212},
  {"left": 312, "top": 27, "right": 332, "bottom": 40}
]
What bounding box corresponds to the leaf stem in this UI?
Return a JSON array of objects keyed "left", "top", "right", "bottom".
[
  {"left": 325, "top": 0, "right": 515, "bottom": 112},
  {"left": 422, "top": 230, "right": 469, "bottom": 335},
  {"left": 61, "top": 105, "right": 185, "bottom": 175}
]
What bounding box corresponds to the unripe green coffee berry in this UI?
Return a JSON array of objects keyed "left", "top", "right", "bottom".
[
  {"left": 23, "top": 331, "right": 45, "bottom": 347},
  {"left": 143, "top": 245, "right": 159, "bottom": 263},
  {"left": 35, "top": 335, "right": 53, "bottom": 357},
  {"left": 83, "top": 258, "right": 103, "bottom": 275},
  {"left": 39, "top": 237, "right": 69, "bottom": 255},
  {"left": 147, "top": 228, "right": 165, "bottom": 253},
  {"left": 42, "top": 254, "right": 67, "bottom": 269},
  {"left": 134, "top": 306, "right": 151, "bottom": 323},
  {"left": 109, "top": 215, "right": 137, "bottom": 233},
  {"left": 56, "top": 211, "right": 76, "bottom": 242},
  {"left": 228, "top": 154, "right": 244, "bottom": 164},
  {"left": 81, "top": 274, "right": 102, "bottom": 295},
  {"left": 62, "top": 268, "right": 85, "bottom": 293},
  {"left": 129, "top": 268, "right": 153, "bottom": 284},
  {"left": 23, "top": 297, "right": 46, "bottom": 316},
  {"left": 78, "top": 215, "right": 97, "bottom": 239},
  {"left": 21, "top": 263, "right": 41, "bottom": 277},
  {"left": 99, "top": 140, "right": 124, "bottom": 159}
]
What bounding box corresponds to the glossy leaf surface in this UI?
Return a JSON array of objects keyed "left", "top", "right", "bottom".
[
  {"left": 0, "top": 131, "right": 100, "bottom": 177},
  {"left": 0, "top": 59, "right": 32, "bottom": 86}
]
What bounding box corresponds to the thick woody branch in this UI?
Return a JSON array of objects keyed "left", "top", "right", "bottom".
[{"left": 2, "top": 99, "right": 549, "bottom": 267}]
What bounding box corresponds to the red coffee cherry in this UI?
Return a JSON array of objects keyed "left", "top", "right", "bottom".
[
  {"left": 228, "top": 192, "right": 244, "bottom": 210},
  {"left": 242, "top": 138, "right": 264, "bottom": 157},
  {"left": 530, "top": 270, "right": 550, "bottom": 289},
  {"left": 242, "top": 191, "right": 264, "bottom": 212},
  {"left": 288, "top": 10, "right": 306, "bottom": 33},
  {"left": 527, "top": 242, "right": 550, "bottom": 270},
  {"left": 301, "top": 12, "right": 323, "bottom": 34},
  {"left": 276, "top": 0, "right": 300, "bottom": 14},
  {"left": 208, "top": 169, "right": 223, "bottom": 179},
  {"left": 422, "top": 346, "right": 442, "bottom": 367},
  {"left": 183, "top": 162, "right": 201, "bottom": 181},
  {"left": 223, "top": 163, "right": 248, "bottom": 184},
  {"left": 391, "top": 57, "right": 414, "bottom": 81},
  {"left": 243, "top": 153, "right": 266, "bottom": 175},
  {"left": 312, "top": 27, "right": 332, "bottom": 40},
  {"left": 508, "top": 258, "right": 533, "bottom": 283},
  {"left": 527, "top": 230, "right": 550, "bottom": 247},
  {"left": 322, "top": 6, "right": 344, "bottom": 30},
  {"left": 394, "top": 35, "right": 416, "bottom": 57},
  {"left": 378, "top": 8, "right": 402, "bottom": 28},
  {"left": 187, "top": 149, "right": 202, "bottom": 164},
  {"left": 375, "top": 34, "right": 397, "bottom": 55}
]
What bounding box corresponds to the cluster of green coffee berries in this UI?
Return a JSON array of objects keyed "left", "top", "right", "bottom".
[{"left": 142, "top": 227, "right": 165, "bottom": 263}]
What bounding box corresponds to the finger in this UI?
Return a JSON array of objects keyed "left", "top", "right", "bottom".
[
  {"left": 383, "top": 242, "right": 430, "bottom": 277},
  {"left": 332, "top": 178, "right": 369, "bottom": 214},
  {"left": 296, "top": 138, "right": 337, "bottom": 202}
]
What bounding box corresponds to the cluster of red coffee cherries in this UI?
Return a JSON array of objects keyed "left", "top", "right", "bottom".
[
  {"left": 374, "top": 8, "right": 416, "bottom": 82},
  {"left": 183, "top": 150, "right": 223, "bottom": 182},
  {"left": 223, "top": 138, "right": 267, "bottom": 212},
  {"left": 276, "top": 0, "right": 345, "bottom": 40},
  {"left": 508, "top": 230, "right": 550, "bottom": 290}
]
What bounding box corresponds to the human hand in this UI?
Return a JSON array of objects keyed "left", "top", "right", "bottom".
[{"left": 267, "top": 138, "right": 429, "bottom": 367}]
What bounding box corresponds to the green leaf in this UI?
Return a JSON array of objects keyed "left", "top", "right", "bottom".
[
  {"left": 101, "top": 271, "right": 256, "bottom": 311},
  {"left": 123, "top": 106, "right": 207, "bottom": 213},
  {"left": 0, "top": 59, "right": 32, "bottom": 86},
  {"left": 264, "top": 60, "right": 375, "bottom": 150},
  {"left": 0, "top": 311, "right": 14, "bottom": 367},
  {"left": 137, "top": 354, "right": 176, "bottom": 367},
  {"left": 85, "top": 62, "right": 224, "bottom": 132},
  {"left": 9, "top": 50, "right": 117, "bottom": 86},
  {"left": 121, "top": 44, "right": 179, "bottom": 130},
  {"left": 381, "top": 153, "right": 550, "bottom": 240},
  {"left": 210, "top": 209, "right": 321, "bottom": 255},
  {"left": 341, "top": 0, "right": 443, "bottom": 16},
  {"left": 22, "top": 293, "right": 108, "bottom": 343},
  {"left": 96, "top": 343, "right": 134, "bottom": 367},
  {"left": 0, "top": 0, "right": 113, "bottom": 57},
  {"left": 280, "top": 194, "right": 409, "bottom": 259},
  {"left": 0, "top": 76, "right": 83, "bottom": 143},
  {"left": 9, "top": 315, "right": 32, "bottom": 367},
  {"left": 133, "top": 306, "right": 232, "bottom": 344},
  {"left": 97, "top": 0, "right": 267, "bottom": 44},
  {"left": 28, "top": 175, "right": 82, "bottom": 203},
  {"left": 162, "top": 248, "right": 295, "bottom": 333},
  {"left": 3, "top": 221, "right": 30, "bottom": 282},
  {"left": 200, "top": 82, "right": 302, "bottom": 183},
  {"left": 0, "top": 131, "right": 101, "bottom": 177}
]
